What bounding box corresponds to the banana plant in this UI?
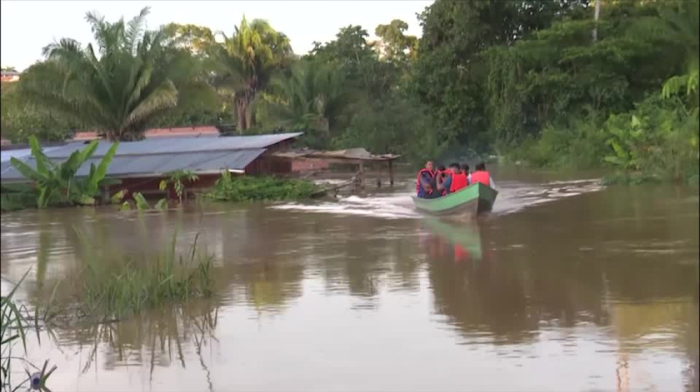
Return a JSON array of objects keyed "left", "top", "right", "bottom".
[
  {"left": 10, "top": 136, "right": 120, "bottom": 208},
  {"left": 159, "top": 170, "right": 199, "bottom": 203}
]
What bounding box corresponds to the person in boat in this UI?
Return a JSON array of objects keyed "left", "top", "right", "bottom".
[
  {"left": 416, "top": 161, "right": 435, "bottom": 198},
  {"left": 435, "top": 164, "right": 452, "bottom": 196},
  {"left": 468, "top": 162, "right": 497, "bottom": 189},
  {"left": 449, "top": 163, "right": 469, "bottom": 192}
]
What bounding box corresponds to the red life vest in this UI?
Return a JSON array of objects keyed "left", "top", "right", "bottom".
[
  {"left": 416, "top": 169, "right": 434, "bottom": 194},
  {"left": 471, "top": 170, "right": 490, "bottom": 186},
  {"left": 450, "top": 172, "right": 468, "bottom": 193}
]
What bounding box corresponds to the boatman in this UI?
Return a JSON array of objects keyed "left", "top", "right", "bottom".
[
  {"left": 416, "top": 161, "right": 435, "bottom": 198},
  {"left": 468, "top": 162, "right": 497, "bottom": 189}
]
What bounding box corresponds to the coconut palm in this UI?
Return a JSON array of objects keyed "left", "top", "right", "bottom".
[
  {"left": 262, "top": 60, "right": 350, "bottom": 147},
  {"left": 208, "top": 17, "right": 293, "bottom": 131},
  {"left": 18, "top": 7, "right": 214, "bottom": 141}
]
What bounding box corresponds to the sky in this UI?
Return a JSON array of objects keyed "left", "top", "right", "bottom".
[{"left": 1, "top": 0, "right": 432, "bottom": 71}]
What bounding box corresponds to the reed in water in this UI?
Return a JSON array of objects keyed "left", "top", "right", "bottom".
[{"left": 73, "top": 231, "right": 216, "bottom": 319}]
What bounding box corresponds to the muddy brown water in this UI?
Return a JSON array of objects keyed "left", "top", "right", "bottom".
[{"left": 1, "top": 167, "right": 698, "bottom": 391}]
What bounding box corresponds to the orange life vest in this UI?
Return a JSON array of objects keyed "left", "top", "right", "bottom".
[
  {"left": 416, "top": 169, "right": 434, "bottom": 194},
  {"left": 450, "top": 172, "right": 468, "bottom": 192},
  {"left": 471, "top": 170, "right": 490, "bottom": 186}
]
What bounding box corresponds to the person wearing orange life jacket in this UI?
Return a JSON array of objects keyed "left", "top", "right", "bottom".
[
  {"left": 468, "top": 162, "right": 497, "bottom": 189},
  {"left": 448, "top": 163, "right": 468, "bottom": 192},
  {"left": 416, "top": 161, "right": 435, "bottom": 198}
]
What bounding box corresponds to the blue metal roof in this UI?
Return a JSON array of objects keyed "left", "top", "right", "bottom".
[
  {"left": 1, "top": 146, "right": 63, "bottom": 162},
  {"left": 1, "top": 149, "right": 266, "bottom": 181},
  {"left": 1, "top": 133, "right": 302, "bottom": 182},
  {"left": 45, "top": 133, "right": 302, "bottom": 158}
]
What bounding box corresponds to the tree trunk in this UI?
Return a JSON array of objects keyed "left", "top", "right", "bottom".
[
  {"left": 236, "top": 98, "right": 247, "bottom": 133},
  {"left": 592, "top": 0, "right": 601, "bottom": 41}
]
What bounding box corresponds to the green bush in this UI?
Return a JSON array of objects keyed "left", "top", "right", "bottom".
[
  {"left": 505, "top": 115, "right": 609, "bottom": 169},
  {"left": 0, "top": 193, "right": 35, "bottom": 212},
  {"left": 205, "top": 171, "right": 321, "bottom": 202},
  {"left": 603, "top": 95, "right": 699, "bottom": 182}
]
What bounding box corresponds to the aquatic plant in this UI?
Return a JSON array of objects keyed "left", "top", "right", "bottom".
[
  {"left": 1, "top": 270, "right": 57, "bottom": 392},
  {"left": 205, "top": 170, "right": 320, "bottom": 202},
  {"left": 75, "top": 231, "right": 216, "bottom": 318},
  {"left": 123, "top": 192, "right": 168, "bottom": 211}
]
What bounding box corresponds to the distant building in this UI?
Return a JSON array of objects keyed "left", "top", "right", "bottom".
[
  {"left": 1, "top": 133, "right": 303, "bottom": 200},
  {"left": 0, "top": 71, "right": 20, "bottom": 83}
]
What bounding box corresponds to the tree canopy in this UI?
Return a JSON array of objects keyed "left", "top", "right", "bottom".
[{"left": 2, "top": 0, "right": 697, "bottom": 180}]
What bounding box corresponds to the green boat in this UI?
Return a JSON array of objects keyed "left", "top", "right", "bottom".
[{"left": 412, "top": 182, "right": 498, "bottom": 220}]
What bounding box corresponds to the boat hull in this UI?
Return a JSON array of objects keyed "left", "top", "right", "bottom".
[{"left": 412, "top": 182, "right": 498, "bottom": 221}]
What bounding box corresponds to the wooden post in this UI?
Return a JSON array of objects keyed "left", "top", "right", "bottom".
[
  {"left": 388, "top": 160, "right": 394, "bottom": 187},
  {"left": 102, "top": 186, "right": 110, "bottom": 205},
  {"left": 359, "top": 161, "right": 365, "bottom": 189}
]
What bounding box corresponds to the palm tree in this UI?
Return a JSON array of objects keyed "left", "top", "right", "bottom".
[
  {"left": 18, "top": 7, "right": 214, "bottom": 141},
  {"left": 264, "top": 60, "right": 348, "bottom": 142},
  {"left": 209, "top": 17, "right": 293, "bottom": 131}
]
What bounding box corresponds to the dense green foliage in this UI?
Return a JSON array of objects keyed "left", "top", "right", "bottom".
[
  {"left": 205, "top": 170, "right": 321, "bottom": 202},
  {"left": 1, "top": 83, "right": 75, "bottom": 143},
  {"left": 3, "top": 0, "right": 698, "bottom": 181},
  {"left": 413, "top": 0, "right": 698, "bottom": 181},
  {"left": 9, "top": 137, "right": 120, "bottom": 208}
]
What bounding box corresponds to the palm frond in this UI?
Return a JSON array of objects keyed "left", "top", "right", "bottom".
[
  {"left": 126, "top": 7, "right": 151, "bottom": 55},
  {"left": 123, "top": 80, "right": 178, "bottom": 128}
]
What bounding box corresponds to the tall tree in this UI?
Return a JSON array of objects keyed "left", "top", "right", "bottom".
[
  {"left": 17, "top": 7, "right": 215, "bottom": 141},
  {"left": 374, "top": 20, "right": 418, "bottom": 62},
  {"left": 312, "top": 25, "right": 396, "bottom": 100},
  {"left": 208, "top": 17, "right": 293, "bottom": 131}
]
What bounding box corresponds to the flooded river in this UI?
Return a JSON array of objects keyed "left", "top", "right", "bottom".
[{"left": 1, "top": 168, "right": 698, "bottom": 391}]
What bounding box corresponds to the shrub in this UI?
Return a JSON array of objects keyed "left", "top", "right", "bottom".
[{"left": 204, "top": 171, "right": 321, "bottom": 202}]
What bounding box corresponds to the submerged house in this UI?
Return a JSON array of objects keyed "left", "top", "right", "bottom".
[{"left": 1, "top": 133, "right": 302, "bottom": 199}]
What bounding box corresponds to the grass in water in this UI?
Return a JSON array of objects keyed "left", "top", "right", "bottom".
[
  {"left": 75, "top": 231, "right": 216, "bottom": 319},
  {"left": 1, "top": 269, "right": 57, "bottom": 392}
]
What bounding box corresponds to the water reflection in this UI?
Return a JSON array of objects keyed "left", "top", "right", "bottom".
[
  {"left": 420, "top": 218, "right": 483, "bottom": 262},
  {"left": 46, "top": 299, "right": 219, "bottom": 390}
]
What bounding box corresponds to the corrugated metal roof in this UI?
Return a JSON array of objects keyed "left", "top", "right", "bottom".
[
  {"left": 46, "top": 133, "right": 302, "bottom": 158},
  {"left": 1, "top": 147, "right": 63, "bottom": 162},
  {"left": 1, "top": 149, "right": 266, "bottom": 181}
]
